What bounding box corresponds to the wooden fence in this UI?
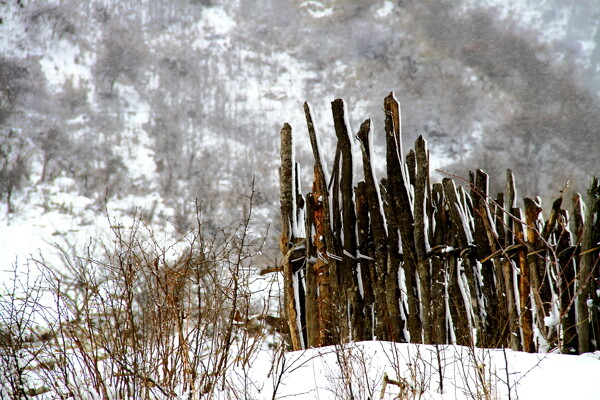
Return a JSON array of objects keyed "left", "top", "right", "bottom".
[{"left": 277, "top": 93, "right": 600, "bottom": 354}]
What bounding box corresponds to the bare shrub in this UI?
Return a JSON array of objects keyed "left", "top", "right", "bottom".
[{"left": 1, "top": 185, "right": 279, "bottom": 399}]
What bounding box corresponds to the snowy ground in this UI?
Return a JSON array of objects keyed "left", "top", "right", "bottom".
[{"left": 235, "top": 341, "right": 600, "bottom": 399}]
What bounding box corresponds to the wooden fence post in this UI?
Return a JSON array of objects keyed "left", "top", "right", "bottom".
[
  {"left": 278, "top": 95, "right": 599, "bottom": 355},
  {"left": 577, "top": 178, "right": 600, "bottom": 354},
  {"left": 331, "top": 98, "right": 364, "bottom": 342},
  {"left": 357, "top": 119, "right": 398, "bottom": 341},
  {"left": 415, "top": 136, "right": 433, "bottom": 343},
  {"left": 303, "top": 102, "right": 335, "bottom": 346},
  {"left": 279, "top": 123, "right": 303, "bottom": 350},
  {"left": 384, "top": 93, "right": 421, "bottom": 342}
]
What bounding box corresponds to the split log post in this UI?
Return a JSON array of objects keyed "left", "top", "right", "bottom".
[
  {"left": 355, "top": 181, "right": 374, "bottom": 340},
  {"left": 540, "top": 195, "right": 565, "bottom": 347},
  {"left": 304, "top": 192, "right": 319, "bottom": 347},
  {"left": 442, "top": 178, "right": 473, "bottom": 345},
  {"left": 303, "top": 102, "right": 335, "bottom": 346},
  {"left": 513, "top": 207, "right": 535, "bottom": 352},
  {"left": 524, "top": 197, "right": 549, "bottom": 348},
  {"left": 356, "top": 119, "right": 397, "bottom": 341},
  {"left": 384, "top": 92, "right": 421, "bottom": 342},
  {"left": 456, "top": 185, "right": 485, "bottom": 345},
  {"left": 406, "top": 149, "right": 416, "bottom": 188},
  {"left": 502, "top": 170, "right": 521, "bottom": 351},
  {"left": 279, "top": 123, "right": 303, "bottom": 350},
  {"left": 471, "top": 169, "right": 501, "bottom": 346},
  {"left": 430, "top": 182, "right": 448, "bottom": 344},
  {"left": 414, "top": 136, "right": 433, "bottom": 343},
  {"left": 555, "top": 207, "right": 578, "bottom": 353},
  {"left": 331, "top": 98, "right": 364, "bottom": 342},
  {"left": 577, "top": 178, "right": 600, "bottom": 354}
]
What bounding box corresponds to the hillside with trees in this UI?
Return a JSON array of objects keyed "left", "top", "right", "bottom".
[
  {"left": 1, "top": 1, "right": 600, "bottom": 398},
  {"left": 1, "top": 0, "right": 598, "bottom": 246}
]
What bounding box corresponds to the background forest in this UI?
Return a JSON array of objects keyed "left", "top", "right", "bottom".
[{"left": 1, "top": 0, "right": 599, "bottom": 257}]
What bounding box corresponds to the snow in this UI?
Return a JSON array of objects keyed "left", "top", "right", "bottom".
[
  {"left": 38, "top": 38, "right": 93, "bottom": 90},
  {"left": 246, "top": 341, "right": 600, "bottom": 400},
  {"left": 202, "top": 6, "right": 236, "bottom": 36},
  {"left": 190, "top": 7, "right": 235, "bottom": 50},
  {"left": 543, "top": 307, "right": 560, "bottom": 328},
  {"left": 376, "top": 1, "right": 394, "bottom": 18},
  {"left": 300, "top": 1, "right": 334, "bottom": 19},
  {"left": 587, "top": 298, "right": 594, "bottom": 308}
]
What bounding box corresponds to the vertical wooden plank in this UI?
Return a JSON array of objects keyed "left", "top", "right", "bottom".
[
  {"left": 504, "top": 169, "right": 522, "bottom": 350},
  {"left": 479, "top": 193, "right": 509, "bottom": 347},
  {"left": 443, "top": 178, "right": 481, "bottom": 343},
  {"left": 524, "top": 197, "right": 550, "bottom": 349},
  {"left": 356, "top": 119, "right": 398, "bottom": 341},
  {"left": 355, "top": 181, "right": 374, "bottom": 340},
  {"left": 513, "top": 207, "right": 535, "bottom": 352},
  {"left": 279, "top": 123, "right": 302, "bottom": 350},
  {"left": 448, "top": 256, "right": 471, "bottom": 345},
  {"left": 505, "top": 169, "right": 517, "bottom": 248},
  {"left": 382, "top": 180, "right": 407, "bottom": 342},
  {"left": 430, "top": 183, "right": 448, "bottom": 344},
  {"left": 572, "top": 193, "right": 585, "bottom": 244},
  {"left": 331, "top": 98, "right": 362, "bottom": 342},
  {"left": 294, "top": 162, "right": 308, "bottom": 347},
  {"left": 303, "top": 103, "right": 336, "bottom": 346},
  {"left": 556, "top": 209, "right": 578, "bottom": 353},
  {"left": 495, "top": 192, "right": 506, "bottom": 249},
  {"left": 577, "top": 178, "right": 600, "bottom": 354},
  {"left": 471, "top": 169, "right": 499, "bottom": 346},
  {"left": 414, "top": 136, "right": 433, "bottom": 343},
  {"left": 305, "top": 192, "right": 319, "bottom": 348},
  {"left": 406, "top": 149, "right": 417, "bottom": 188},
  {"left": 494, "top": 187, "right": 519, "bottom": 349},
  {"left": 311, "top": 172, "right": 333, "bottom": 347},
  {"left": 384, "top": 93, "right": 421, "bottom": 342},
  {"left": 280, "top": 123, "right": 294, "bottom": 254}
]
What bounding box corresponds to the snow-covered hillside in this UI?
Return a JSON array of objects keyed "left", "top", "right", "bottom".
[
  {"left": 1, "top": 1, "right": 600, "bottom": 398},
  {"left": 2, "top": 0, "right": 600, "bottom": 264}
]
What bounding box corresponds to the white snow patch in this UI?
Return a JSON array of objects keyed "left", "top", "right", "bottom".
[
  {"left": 39, "top": 38, "right": 93, "bottom": 90},
  {"left": 300, "top": 1, "right": 333, "bottom": 18},
  {"left": 579, "top": 38, "right": 597, "bottom": 58},
  {"left": 190, "top": 6, "right": 235, "bottom": 50},
  {"left": 202, "top": 6, "right": 236, "bottom": 35},
  {"left": 376, "top": 1, "right": 394, "bottom": 18},
  {"left": 544, "top": 308, "right": 560, "bottom": 327}
]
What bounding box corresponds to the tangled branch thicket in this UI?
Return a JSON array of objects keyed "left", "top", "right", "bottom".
[{"left": 0, "top": 190, "right": 283, "bottom": 399}]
